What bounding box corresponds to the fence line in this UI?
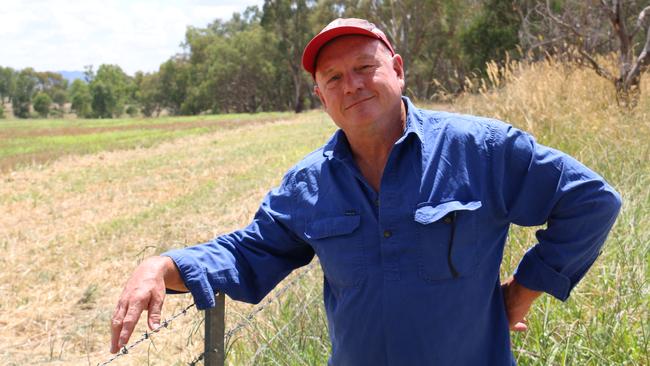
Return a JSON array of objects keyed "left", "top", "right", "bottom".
[
  {"left": 96, "top": 262, "right": 317, "bottom": 366},
  {"left": 187, "top": 261, "right": 317, "bottom": 365},
  {"left": 97, "top": 302, "right": 196, "bottom": 366}
]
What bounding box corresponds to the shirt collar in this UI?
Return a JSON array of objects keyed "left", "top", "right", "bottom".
[
  {"left": 400, "top": 96, "right": 425, "bottom": 144},
  {"left": 322, "top": 96, "right": 425, "bottom": 161}
]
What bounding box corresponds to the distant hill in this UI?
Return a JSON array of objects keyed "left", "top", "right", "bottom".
[{"left": 57, "top": 70, "right": 85, "bottom": 83}]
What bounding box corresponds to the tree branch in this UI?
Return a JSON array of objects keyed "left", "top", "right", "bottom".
[
  {"left": 625, "top": 19, "right": 650, "bottom": 86},
  {"left": 579, "top": 49, "right": 616, "bottom": 82},
  {"left": 544, "top": 0, "right": 586, "bottom": 39},
  {"left": 630, "top": 6, "right": 650, "bottom": 39}
]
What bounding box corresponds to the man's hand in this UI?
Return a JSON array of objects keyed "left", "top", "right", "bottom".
[
  {"left": 501, "top": 276, "right": 542, "bottom": 332},
  {"left": 110, "top": 256, "right": 186, "bottom": 353}
]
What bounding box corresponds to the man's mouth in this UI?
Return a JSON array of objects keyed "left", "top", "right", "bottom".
[{"left": 345, "top": 96, "right": 374, "bottom": 110}]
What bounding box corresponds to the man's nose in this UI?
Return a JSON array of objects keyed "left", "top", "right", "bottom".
[{"left": 342, "top": 72, "right": 364, "bottom": 94}]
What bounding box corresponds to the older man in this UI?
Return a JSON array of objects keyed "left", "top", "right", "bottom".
[{"left": 110, "top": 18, "right": 621, "bottom": 365}]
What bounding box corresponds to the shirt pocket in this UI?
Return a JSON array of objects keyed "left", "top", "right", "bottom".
[
  {"left": 304, "top": 212, "right": 366, "bottom": 288},
  {"left": 414, "top": 200, "right": 482, "bottom": 282}
]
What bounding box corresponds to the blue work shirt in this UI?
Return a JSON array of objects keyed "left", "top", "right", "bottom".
[{"left": 164, "top": 97, "right": 621, "bottom": 365}]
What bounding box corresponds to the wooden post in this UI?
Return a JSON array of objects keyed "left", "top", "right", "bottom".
[{"left": 204, "top": 293, "right": 225, "bottom": 366}]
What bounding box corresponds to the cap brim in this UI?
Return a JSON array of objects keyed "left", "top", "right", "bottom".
[{"left": 301, "top": 26, "right": 379, "bottom": 75}]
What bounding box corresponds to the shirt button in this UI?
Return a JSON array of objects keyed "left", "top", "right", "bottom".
[
  {"left": 375, "top": 199, "right": 380, "bottom": 207},
  {"left": 383, "top": 230, "right": 392, "bottom": 238},
  {"left": 443, "top": 216, "right": 453, "bottom": 224}
]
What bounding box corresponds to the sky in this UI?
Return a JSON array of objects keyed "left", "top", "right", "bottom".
[{"left": 0, "top": 0, "right": 265, "bottom": 75}]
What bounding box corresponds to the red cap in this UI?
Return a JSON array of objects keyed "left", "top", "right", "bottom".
[{"left": 301, "top": 18, "right": 395, "bottom": 76}]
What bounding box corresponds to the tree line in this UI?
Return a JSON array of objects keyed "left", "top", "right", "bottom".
[{"left": 1, "top": 0, "right": 648, "bottom": 119}]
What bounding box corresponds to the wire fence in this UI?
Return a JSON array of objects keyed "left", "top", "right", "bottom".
[{"left": 96, "top": 261, "right": 317, "bottom": 366}]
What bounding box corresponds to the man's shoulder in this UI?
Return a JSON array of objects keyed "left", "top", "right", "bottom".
[
  {"left": 410, "top": 106, "right": 513, "bottom": 149},
  {"left": 416, "top": 107, "right": 511, "bottom": 137},
  {"left": 281, "top": 137, "right": 334, "bottom": 186}
]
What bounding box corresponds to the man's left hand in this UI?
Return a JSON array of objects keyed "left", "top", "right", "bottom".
[{"left": 501, "top": 277, "right": 542, "bottom": 332}]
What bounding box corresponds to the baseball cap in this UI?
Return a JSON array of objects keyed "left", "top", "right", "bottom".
[{"left": 301, "top": 18, "right": 395, "bottom": 76}]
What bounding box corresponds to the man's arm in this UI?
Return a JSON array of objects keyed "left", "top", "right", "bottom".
[
  {"left": 488, "top": 123, "right": 621, "bottom": 328},
  {"left": 109, "top": 169, "right": 313, "bottom": 353},
  {"left": 501, "top": 276, "right": 542, "bottom": 332},
  {"left": 110, "top": 256, "right": 186, "bottom": 353}
]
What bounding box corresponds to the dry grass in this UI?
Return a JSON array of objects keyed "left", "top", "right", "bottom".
[
  {"left": 0, "top": 112, "right": 335, "bottom": 365},
  {"left": 453, "top": 57, "right": 649, "bottom": 365}
]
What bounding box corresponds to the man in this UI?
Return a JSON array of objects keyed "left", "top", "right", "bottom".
[{"left": 110, "top": 18, "right": 621, "bottom": 365}]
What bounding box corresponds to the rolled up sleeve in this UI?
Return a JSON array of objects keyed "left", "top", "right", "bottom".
[{"left": 490, "top": 124, "right": 622, "bottom": 301}]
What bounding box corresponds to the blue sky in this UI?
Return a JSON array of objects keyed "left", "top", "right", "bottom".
[{"left": 0, "top": 0, "right": 264, "bottom": 75}]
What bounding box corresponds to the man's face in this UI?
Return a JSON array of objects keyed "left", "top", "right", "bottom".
[{"left": 313, "top": 35, "right": 404, "bottom": 134}]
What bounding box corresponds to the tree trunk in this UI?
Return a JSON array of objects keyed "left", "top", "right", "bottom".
[
  {"left": 616, "top": 74, "right": 641, "bottom": 108},
  {"left": 292, "top": 72, "right": 304, "bottom": 113}
]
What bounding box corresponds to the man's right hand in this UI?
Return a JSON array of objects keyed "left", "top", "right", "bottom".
[{"left": 110, "top": 256, "right": 186, "bottom": 353}]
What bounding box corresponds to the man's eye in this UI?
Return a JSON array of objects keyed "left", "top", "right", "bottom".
[{"left": 328, "top": 75, "right": 341, "bottom": 83}]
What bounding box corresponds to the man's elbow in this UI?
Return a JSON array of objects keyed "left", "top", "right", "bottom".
[
  {"left": 607, "top": 187, "right": 622, "bottom": 216},
  {"left": 600, "top": 185, "right": 622, "bottom": 225}
]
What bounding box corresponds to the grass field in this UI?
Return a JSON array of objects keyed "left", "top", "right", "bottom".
[{"left": 0, "top": 60, "right": 648, "bottom": 365}]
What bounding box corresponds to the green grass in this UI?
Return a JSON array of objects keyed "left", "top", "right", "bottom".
[
  {"left": 0, "top": 111, "right": 295, "bottom": 171},
  {"left": 0, "top": 111, "right": 292, "bottom": 131}
]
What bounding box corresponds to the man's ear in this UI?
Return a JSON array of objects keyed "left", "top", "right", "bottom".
[
  {"left": 392, "top": 54, "right": 405, "bottom": 91},
  {"left": 314, "top": 84, "right": 327, "bottom": 109}
]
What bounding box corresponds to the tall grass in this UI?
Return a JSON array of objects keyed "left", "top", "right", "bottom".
[{"left": 452, "top": 57, "right": 649, "bottom": 365}]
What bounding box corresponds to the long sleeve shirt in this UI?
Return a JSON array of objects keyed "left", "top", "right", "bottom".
[{"left": 163, "top": 97, "right": 621, "bottom": 365}]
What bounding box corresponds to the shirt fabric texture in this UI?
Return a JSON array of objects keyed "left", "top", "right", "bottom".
[{"left": 163, "top": 97, "right": 621, "bottom": 365}]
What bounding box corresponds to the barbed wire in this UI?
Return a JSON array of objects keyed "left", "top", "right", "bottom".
[
  {"left": 186, "top": 262, "right": 317, "bottom": 365},
  {"left": 96, "top": 262, "right": 317, "bottom": 366},
  {"left": 97, "top": 302, "right": 196, "bottom": 366}
]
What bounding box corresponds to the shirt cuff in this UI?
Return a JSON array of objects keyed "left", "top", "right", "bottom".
[
  {"left": 161, "top": 250, "right": 216, "bottom": 310},
  {"left": 513, "top": 247, "right": 572, "bottom": 301}
]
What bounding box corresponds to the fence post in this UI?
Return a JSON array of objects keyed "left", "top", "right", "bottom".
[{"left": 204, "top": 292, "right": 225, "bottom": 366}]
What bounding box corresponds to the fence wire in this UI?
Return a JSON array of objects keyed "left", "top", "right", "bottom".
[
  {"left": 187, "top": 261, "right": 317, "bottom": 365},
  {"left": 97, "top": 261, "right": 317, "bottom": 366},
  {"left": 97, "top": 302, "right": 196, "bottom": 366}
]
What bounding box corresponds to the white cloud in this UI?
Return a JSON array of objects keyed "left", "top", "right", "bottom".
[{"left": 0, "top": 0, "right": 264, "bottom": 75}]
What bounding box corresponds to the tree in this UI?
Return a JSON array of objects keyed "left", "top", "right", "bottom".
[
  {"left": 460, "top": 0, "right": 521, "bottom": 73},
  {"left": 69, "top": 79, "right": 92, "bottom": 118},
  {"left": 156, "top": 57, "right": 193, "bottom": 115},
  {"left": 33, "top": 92, "right": 52, "bottom": 117},
  {"left": 314, "top": 0, "right": 479, "bottom": 99},
  {"left": 522, "top": 0, "right": 650, "bottom": 107},
  {"left": 11, "top": 68, "right": 38, "bottom": 118},
  {"left": 262, "top": 0, "right": 316, "bottom": 113},
  {"left": 0, "top": 66, "right": 15, "bottom": 103},
  {"left": 133, "top": 71, "right": 161, "bottom": 117},
  {"left": 89, "top": 64, "right": 132, "bottom": 117}
]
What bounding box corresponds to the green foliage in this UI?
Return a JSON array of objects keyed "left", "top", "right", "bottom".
[
  {"left": 11, "top": 68, "right": 37, "bottom": 119},
  {"left": 135, "top": 72, "right": 161, "bottom": 117},
  {"left": 460, "top": 0, "right": 521, "bottom": 74},
  {"left": 0, "top": 104, "right": 4, "bottom": 119},
  {"left": 69, "top": 79, "right": 92, "bottom": 118},
  {"left": 157, "top": 58, "right": 192, "bottom": 115},
  {"left": 32, "top": 92, "right": 52, "bottom": 118},
  {"left": 262, "top": 0, "right": 316, "bottom": 112},
  {"left": 51, "top": 88, "right": 67, "bottom": 110},
  {"left": 125, "top": 105, "right": 138, "bottom": 117},
  {"left": 0, "top": 66, "right": 16, "bottom": 103},
  {"left": 88, "top": 64, "right": 132, "bottom": 118}
]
